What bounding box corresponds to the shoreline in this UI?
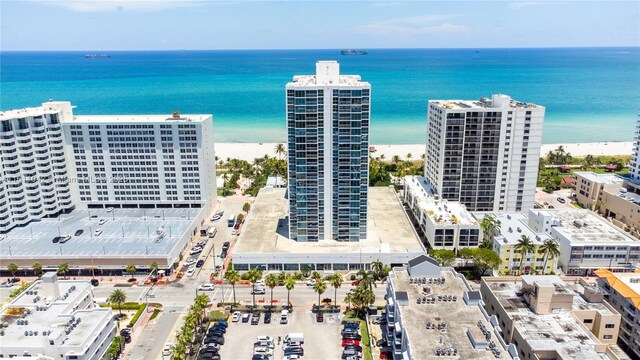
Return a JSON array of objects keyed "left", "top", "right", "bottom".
[{"left": 214, "top": 141, "right": 633, "bottom": 162}]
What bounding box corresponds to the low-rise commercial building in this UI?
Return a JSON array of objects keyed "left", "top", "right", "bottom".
[
  {"left": 528, "top": 209, "right": 640, "bottom": 276},
  {"left": 574, "top": 172, "right": 623, "bottom": 209},
  {"left": 0, "top": 273, "right": 116, "bottom": 359},
  {"left": 481, "top": 275, "right": 624, "bottom": 360},
  {"left": 596, "top": 269, "right": 640, "bottom": 359},
  {"left": 383, "top": 255, "right": 514, "bottom": 360},
  {"left": 490, "top": 212, "right": 556, "bottom": 275},
  {"left": 403, "top": 176, "right": 480, "bottom": 250}
]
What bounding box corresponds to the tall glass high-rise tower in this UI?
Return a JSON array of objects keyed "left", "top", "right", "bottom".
[{"left": 286, "top": 61, "right": 370, "bottom": 242}]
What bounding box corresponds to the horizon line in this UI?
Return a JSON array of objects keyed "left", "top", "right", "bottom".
[{"left": 1, "top": 45, "right": 639, "bottom": 53}]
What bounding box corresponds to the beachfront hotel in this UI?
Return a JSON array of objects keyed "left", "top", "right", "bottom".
[
  {"left": 424, "top": 94, "right": 544, "bottom": 212},
  {"left": 286, "top": 61, "right": 370, "bottom": 242},
  {"left": 0, "top": 104, "right": 75, "bottom": 233},
  {"left": 57, "top": 102, "right": 217, "bottom": 210}
]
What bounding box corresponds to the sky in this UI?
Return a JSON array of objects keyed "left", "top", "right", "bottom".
[{"left": 1, "top": 0, "right": 638, "bottom": 51}]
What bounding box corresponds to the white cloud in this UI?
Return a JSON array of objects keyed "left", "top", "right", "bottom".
[
  {"left": 356, "top": 14, "right": 469, "bottom": 35},
  {"left": 37, "top": 0, "right": 204, "bottom": 13},
  {"left": 372, "top": 1, "right": 407, "bottom": 8},
  {"left": 508, "top": 1, "right": 566, "bottom": 10}
]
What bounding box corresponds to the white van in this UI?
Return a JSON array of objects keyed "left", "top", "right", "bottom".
[
  {"left": 284, "top": 332, "right": 304, "bottom": 344},
  {"left": 280, "top": 310, "right": 288, "bottom": 324},
  {"left": 207, "top": 227, "right": 217, "bottom": 238}
]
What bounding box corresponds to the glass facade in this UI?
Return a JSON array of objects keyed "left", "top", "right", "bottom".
[{"left": 287, "top": 85, "right": 369, "bottom": 242}]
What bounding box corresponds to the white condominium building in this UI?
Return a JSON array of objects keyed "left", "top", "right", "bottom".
[
  {"left": 425, "top": 94, "right": 544, "bottom": 212},
  {"left": 0, "top": 273, "right": 116, "bottom": 359},
  {"left": 55, "top": 102, "right": 216, "bottom": 210},
  {"left": 629, "top": 115, "right": 640, "bottom": 184},
  {"left": 286, "top": 61, "right": 370, "bottom": 242},
  {"left": 0, "top": 103, "right": 75, "bottom": 233}
]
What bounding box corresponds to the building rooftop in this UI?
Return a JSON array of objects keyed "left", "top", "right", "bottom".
[
  {"left": 595, "top": 269, "right": 640, "bottom": 308},
  {"left": 0, "top": 102, "right": 70, "bottom": 120},
  {"left": 574, "top": 172, "right": 623, "bottom": 185},
  {"left": 1, "top": 276, "right": 112, "bottom": 351},
  {"left": 67, "top": 113, "right": 212, "bottom": 123},
  {"left": 234, "top": 187, "right": 424, "bottom": 254},
  {"left": 404, "top": 176, "right": 477, "bottom": 226},
  {"left": 429, "top": 94, "right": 541, "bottom": 110},
  {"left": 492, "top": 212, "right": 551, "bottom": 246},
  {"left": 391, "top": 269, "right": 508, "bottom": 359},
  {"left": 0, "top": 207, "right": 203, "bottom": 264},
  {"left": 485, "top": 277, "right": 614, "bottom": 359},
  {"left": 287, "top": 61, "right": 369, "bottom": 88},
  {"left": 531, "top": 209, "right": 639, "bottom": 245}
]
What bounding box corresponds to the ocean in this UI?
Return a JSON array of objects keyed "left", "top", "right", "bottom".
[{"left": 1, "top": 48, "right": 638, "bottom": 144}]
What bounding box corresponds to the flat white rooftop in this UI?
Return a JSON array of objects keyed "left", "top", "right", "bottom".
[
  {"left": 0, "top": 103, "right": 66, "bottom": 120},
  {"left": 67, "top": 114, "right": 212, "bottom": 123},
  {"left": 574, "top": 171, "right": 623, "bottom": 185},
  {"left": 430, "top": 94, "right": 541, "bottom": 110},
  {"left": 493, "top": 212, "right": 551, "bottom": 246},
  {"left": 233, "top": 187, "right": 425, "bottom": 264},
  {"left": 533, "top": 209, "right": 639, "bottom": 245},
  {"left": 405, "top": 176, "right": 477, "bottom": 226}
]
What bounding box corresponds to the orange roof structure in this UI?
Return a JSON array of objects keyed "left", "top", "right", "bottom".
[{"left": 595, "top": 268, "right": 640, "bottom": 308}]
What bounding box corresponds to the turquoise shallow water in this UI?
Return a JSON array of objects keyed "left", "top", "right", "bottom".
[{"left": 1, "top": 48, "right": 638, "bottom": 143}]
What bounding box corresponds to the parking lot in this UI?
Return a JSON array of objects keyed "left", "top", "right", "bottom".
[{"left": 219, "top": 309, "right": 343, "bottom": 359}]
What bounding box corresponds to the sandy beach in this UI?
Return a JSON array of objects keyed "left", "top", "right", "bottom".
[{"left": 214, "top": 141, "right": 633, "bottom": 162}]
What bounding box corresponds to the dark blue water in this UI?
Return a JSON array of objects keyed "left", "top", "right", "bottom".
[{"left": 1, "top": 48, "right": 638, "bottom": 143}]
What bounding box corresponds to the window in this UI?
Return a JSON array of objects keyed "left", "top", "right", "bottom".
[
  {"left": 605, "top": 323, "right": 616, "bottom": 329},
  {"left": 604, "top": 335, "right": 613, "bottom": 339},
  {"left": 583, "top": 319, "right": 593, "bottom": 324}
]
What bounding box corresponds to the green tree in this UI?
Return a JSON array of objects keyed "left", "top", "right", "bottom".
[
  {"left": 246, "top": 267, "right": 263, "bottom": 307},
  {"left": 328, "top": 273, "right": 343, "bottom": 306},
  {"left": 313, "top": 280, "right": 327, "bottom": 307},
  {"left": 32, "top": 262, "right": 43, "bottom": 277},
  {"left": 392, "top": 155, "right": 400, "bottom": 163},
  {"left": 284, "top": 274, "right": 296, "bottom": 308},
  {"left": 300, "top": 264, "right": 312, "bottom": 277},
  {"left": 539, "top": 239, "right": 560, "bottom": 274},
  {"left": 356, "top": 269, "right": 375, "bottom": 291},
  {"left": 7, "top": 263, "right": 18, "bottom": 278},
  {"left": 352, "top": 285, "right": 375, "bottom": 310},
  {"left": 479, "top": 215, "right": 500, "bottom": 248},
  {"left": 344, "top": 292, "right": 354, "bottom": 309},
  {"left": 406, "top": 153, "right": 413, "bottom": 159},
  {"left": 459, "top": 248, "right": 476, "bottom": 259},
  {"left": 428, "top": 249, "right": 456, "bottom": 267},
  {"left": 515, "top": 235, "right": 536, "bottom": 275},
  {"left": 265, "top": 273, "right": 279, "bottom": 306},
  {"left": 274, "top": 143, "right": 286, "bottom": 160},
  {"left": 109, "top": 289, "right": 127, "bottom": 315},
  {"left": 57, "top": 263, "right": 70, "bottom": 279},
  {"left": 194, "top": 294, "right": 211, "bottom": 322},
  {"left": 224, "top": 267, "right": 241, "bottom": 307},
  {"left": 125, "top": 263, "right": 137, "bottom": 279},
  {"left": 242, "top": 202, "right": 251, "bottom": 213},
  {"left": 237, "top": 213, "right": 245, "bottom": 223},
  {"left": 149, "top": 261, "right": 158, "bottom": 274},
  {"left": 471, "top": 248, "right": 502, "bottom": 275}
]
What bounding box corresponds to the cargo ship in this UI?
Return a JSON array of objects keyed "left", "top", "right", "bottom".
[
  {"left": 84, "top": 54, "right": 111, "bottom": 58},
  {"left": 341, "top": 49, "right": 367, "bottom": 55}
]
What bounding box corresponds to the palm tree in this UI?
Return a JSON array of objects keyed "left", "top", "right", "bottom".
[
  {"left": 109, "top": 289, "right": 127, "bottom": 315},
  {"left": 300, "top": 264, "right": 312, "bottom": 278},
  {"left": 480, "top": 215, "right": 500, "bottom": 246},
  {"left": 284, "top": 274, "right": 296, "bottom": 308},
  {"left": 514, "top": 235, "right": 536, "bottom": 275},
  {"left": 32, "top": 262, "right": 43, "bottom": 277},
  {"left": 344, "top": 292, "right": 354, "bottom": 309},
  {"left": 406, "top": 153, "right": 413, "bottom": 160},
  {"left": 313, "top": 280, "right": 327, "bottom": 307},
  {"left": 539, "top": 239, "right": 560, "bottom": 274},
  {"left": 274, "top": 143, "right": 285, "bottom": 160},
  {"left": 328, "top": 274, "right": 343, "bottom": 307},
  {"left": 7, "top": 263, "right": 18, "bottom": 278},
  {"left": 356, "top": 269, "right": 375, "bottom": 290},
  {"left": 265, "top": 273, "right": 279, "bottom": 306},
  {"left": 224, "top": 268, "right": 240, "bottom": 307},
  {"left": 149, "top": 261, "right": 159, "bottom": 275},
  {"left": 125, "top": 263, "right": 136, "bottom": 279},
  {"left": 194, "top": 294, "right": 211, "bottom": 321},
  {"left": 58, "top": 263, "right": 70, "bottom": 279},
  {"left": 247, "top": 268, "right": 263, "bottom": 307},
  {"left": 371, "top": 260, "right": 384, "bottom": 280},
  {"left": 392, "top": 155, "right": 400, "bottom": 164}
]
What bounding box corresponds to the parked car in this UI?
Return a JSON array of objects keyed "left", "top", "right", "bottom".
[
  {"left": 242, "top": 313, "right": 250, "bottom": 323},
  {"left": 253, "top": 346, "right": 273, "bottom": 357},
  {"left": 251, "top": 313, "right": 261, "bottom": 325},
  {"left": 344, "top": 345, "right": 363, "bottom": 352},
  {"left": 162, "top": 343, "right": 173, "bottom": 356},
  {"left": 106, "top": 207, "right": 114, "bottom": 213},
  {"left": 252, "top": 287, "right": 266, "bottom": 295},
  {"left": 316, "top": 312, "right": 324, "bottom": 322},
  {"left": 213, "top": 320, "right": 228, "bottom": 328},
  {"left": 196, "top": 259, "right": 205, "bottom": 268},
  {"left": 98, "top": 218, "right": 107, "bottom": 225},
  {"left": 306, "top": 279, "right": 316, "bottom": 286},
  {"left": 222, "top": 241, "right": 230, "bottom": 249},
  {"left": 94, "top": 229, "right": 103, "bottom": 236},
  {"left": 186, "top": 267, "right": 196, "bottom": 277},
  {"left": 190, "top": 247, "right": 203, "bottom": 255},
  {"left": 284, "top": 347, "right": 304, "bottom": 357},
  {"left": 231, "top": 229, "right": 238, "bottom": 236},
  {"left": 251, "top": 355, "right": 268, "bottom": 360},
  {"left": 59, "top": 234, "right": 71, "bottom": 243},
  {"left": 185, "top": 258, "right": 197, "bottom": 267},
  {"left": 557, "top": 197, "right": 566, "bottom": 204},
  {"left": 52, "top": 236, "right": 61, "bottom": 243},
  {"left": 264, "top": 311, "right": 272, "bottom": 324},
  {"left": 90, "top": 278, "right": 99, "bottom": 286},
  {"left": 232, "top": 311, "right": 241, "bottom": 322},
  {"left": 74, "top": 229, "right": 84, "bottom": 236},
  {"left": 341, "top": 328, "right": 360, "bottom": 336},
  {"left": 198, "top": 283, "right": 215, "bottom": 291},
  {"left": 343, "top": 339, "right": 360, "bottom": 347},
  {"left": 342, "top": 348, "right": 361, "bottom": 359},
  {"left": 342, "top": 333, "right": 362, "bottom": 341},
  {"left": 203, "top": 336, "right": 224, "bottom": 345}
]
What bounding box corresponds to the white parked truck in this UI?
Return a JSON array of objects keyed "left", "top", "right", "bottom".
[{"left": 284, "top": 333, "right": 304, "bottom": 344}]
